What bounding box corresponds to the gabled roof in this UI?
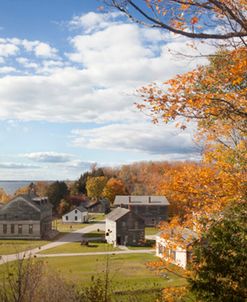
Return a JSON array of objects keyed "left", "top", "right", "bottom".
[
  {"left": 85, "top": 198, "right": 110, "bottom": 209},
  {"left": 114, "top": 195, "right": 169, "bottom": 206},
  {"left": 76, "top": 205, "right": 88, "bottom": 212},
  {"left": 106, "top": 207, "right": 130, "bottom": 221},
  {"left": 1, "top": 194, "right": 51, "bottom": 213}
]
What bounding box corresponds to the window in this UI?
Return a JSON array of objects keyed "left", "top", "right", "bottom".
[
  {"left": 11, "top": 224, "right": 15, "bottom": 234},
  {"left": 75, "top": 216, "right": 78, "bottom": 221},
  {"left": 75, "top": 209, "right": 77, "bottom": 214},
  {"left": 66, "top": 216, "right": 68, "bottom": 221},
  {"left": 134, "top": 221, "right": 138, "bottom": 229},
  {"left": 29, "top": 224, "right": 33, "bottom": 234},
  {"left": 18, "top": 224, "right": 22, "bottom": 234},
  {"left": 122, "top": 221, "right": 126, "bottom": 227},
  {"left": 3, "top": 224, "right": 7, "bottom": 234},
  {"left": 170, "top": 250, "right": 176, "bottom": 260}
]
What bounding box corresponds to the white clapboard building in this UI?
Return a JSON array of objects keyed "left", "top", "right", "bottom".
[
  {"left": 62, "top": 205, "right": 89, "bottom": 223},
  {"left": 156, "top": 228, "right": 198, "bottom": 269}
]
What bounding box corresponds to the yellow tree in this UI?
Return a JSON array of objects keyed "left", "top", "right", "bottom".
[
  {"left": 86, "top": 176, "right": 108, "bottom": 200},
  {"left": 0, "top": 188, "right": 10, "bottom": 203},
  {"left": 102, "top": 178, "right": 127, "bottom": 203}
]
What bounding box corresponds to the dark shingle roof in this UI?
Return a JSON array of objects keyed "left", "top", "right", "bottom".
[
  {"left": 106, "top": 207, "right": 130, "bottom": 221},
  {"left": 114, "top": 195, "right": 169, "bottom": 206},
  {"left": 76, "top": 205, "right": 88, "bottom": 212}
]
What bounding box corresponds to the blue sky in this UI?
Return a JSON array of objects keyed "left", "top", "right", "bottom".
[{"left": 0, "top": 0, "right": 212, "bottom": 180}]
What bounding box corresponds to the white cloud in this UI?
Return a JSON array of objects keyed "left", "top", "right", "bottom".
[
  {"left": 0, "top": 42, "right": 19, "bottom": 57},
  {"left": 0, "top": 162, "right": 39, "bottom": 169},
  {"left": 0, "top": 12, "right": 214, "bottom": 123},
  {"left": 34, "top": 42, "right": 58, "bottom": 58},
  {"left": 69, "top": 11, "right": 122, "bottom": 33},
  {"left": 22, "top": 152, "right": 74, "bottom": 163},
  {"left": 0, "top": 66, "right": 16, "bottom": 74},
  {"left": 71, "top": 122, "right": 200, "bottom": 160}
]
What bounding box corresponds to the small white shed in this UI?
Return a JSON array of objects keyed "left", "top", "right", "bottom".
[
  {"left": 156, "top": 228, "right": 198, "bottom": 269},
  {"left": 62, "top": 205, "right": 89, "bottom": 223}
]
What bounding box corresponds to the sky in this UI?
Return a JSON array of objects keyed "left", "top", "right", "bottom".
[{"left": 0, "top": 0, "right": 213, "bottom": 180}]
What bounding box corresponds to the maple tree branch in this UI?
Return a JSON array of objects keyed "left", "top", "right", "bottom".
[{"left": 107, "top": 0, "right": 247, "bottom": 39}]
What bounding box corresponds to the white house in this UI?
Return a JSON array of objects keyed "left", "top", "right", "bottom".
[
  {"left": 156, "top": 228, "right": 198, "bottom": 269},
  {"left": 62, "top": 205, "right": 89, "bottom": 223}
]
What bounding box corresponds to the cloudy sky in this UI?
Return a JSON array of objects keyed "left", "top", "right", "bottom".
[{"left": 0, "top": 0, "right": 212, "bottom": 180}]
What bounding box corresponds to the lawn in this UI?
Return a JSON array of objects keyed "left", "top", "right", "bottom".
[
  {"left": 145, "top": 227, "right": 159, "bottom": 236},
  {"left": 39, "top": 242, "right": 120, "bottom": 254},
  {"left": 41, "top": 253, "right": 187, "bottom": 301},
  {"left": 82, "top": 230, "right": 105, "bottom": 239},
  {"left": 0, "top": 253, "right": 187, "bottom": 302},
  {"left": 0, "top": 239, "right": 50, "bottom": 255},
  {"left": 53, "top": 219, "right": 88, "bottom": 232},
  {"left": 88, "top": 213, "right": 105, "bottom": 221}
]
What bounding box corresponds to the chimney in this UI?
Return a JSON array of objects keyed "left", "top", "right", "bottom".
[
  {"left": 148, "top": 196, "right": 151, "bottom": 203},
  {"left": 129, "top": 196, "right": 131, "bottom": 203}
]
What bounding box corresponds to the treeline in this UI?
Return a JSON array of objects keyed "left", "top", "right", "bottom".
[{"left": 0, "top": 158, "right": 243, "bottom": 220}]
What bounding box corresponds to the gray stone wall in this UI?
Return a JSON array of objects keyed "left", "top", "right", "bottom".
[
  {"left": 121, "top": 204, "right": 169, "bottom": 226},
  {"left": 116, "top": 213, "right": 145, "bottom": 246}
]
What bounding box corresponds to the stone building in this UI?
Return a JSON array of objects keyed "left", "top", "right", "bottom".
[
  {"left": 105, "top": 207, "right": 145, "bottom": 246},
  {"left": 0, "top": 194, "right": 52, "bottom": 239},
  {"left": 114, "top": 195, "right": 169, "bottom": 226}
]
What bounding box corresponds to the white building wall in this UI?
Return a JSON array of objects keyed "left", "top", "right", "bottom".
[
  {"left": 156, "top": 236, "right": 187, "bottom": 269},
  {"left": 62, "top": 209, "right": 89, "bottom": 223},
  {"left": 105, "top": 219, "right": 116, "bottom": 245}
]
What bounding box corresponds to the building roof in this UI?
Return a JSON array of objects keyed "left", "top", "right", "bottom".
[
  {"left": 85, "top": 198, "right": 110, "bottom": 209},
  {"left": 157, "top": 228, "right": 198, "bottom": 245},
  {"left": 114, "top": 195, "right": 169, "bottom": 206},
  {"left": 106, "top": 207, "right": 130, "bottom": 221},
  {"left": 3, "top": 194, "right": 51, "bottom": 212},
  {"left": 76, "top": 205, "right": 88, "bottom": 212}
]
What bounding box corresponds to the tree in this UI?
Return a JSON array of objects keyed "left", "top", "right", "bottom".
[
  {"left": 138, "top": 48, "right": 247, "bottom": 139},
  {"left": 72, "top": 172, "right": 90, "bottom": 195},
  {"left": 72, "top": 166, "right": 105, "bottom": 195},
  {"left": 105, "top": 0, "right": 247, "bottom": 41},
  {"left": 158, "top": 162, "right": 243, "bottom": 222},
  {"left": 46, "top": 181, "right": 69, "bottom": 210},
  {"left": 86, "top": 176, "right": 108, "bottom": 200},
  {"left": 57, "top": 198, "right": 71, "bottom": 216},
  {"left": 102, "top": 178, "right": 127, "bottom": 203},
  {"left": 0, "top": 256, "right": 77, "bottom": 302},
  {"left": 189, "top": 201, "right": 247, "bottom": 301},
  {"left": 0, "top": 188, "right": 10, "bottom": 203}
]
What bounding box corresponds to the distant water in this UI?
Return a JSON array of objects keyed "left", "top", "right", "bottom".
[{"left": 0, "top": 181, "right": 34, "bottom": 195}]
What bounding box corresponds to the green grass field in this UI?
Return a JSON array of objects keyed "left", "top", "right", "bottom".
[
  {"left": 0, "top": 239, "right": 50, "bottom": 255},
  {"left": 88, "top": 213, "right": 105, "bottom": 221},
  {"left": 41, "top": 254, "right": 187, "bottom": 301},
  {"left": 39, "top": 242, "right": 120, "bottom": 254},
  {"left": 145, "top": 227, "right": 159, "bottom": 236},
  {"left": 53, "top": 219, "right": 88, "bottom": 232},
  {"left": 82, "top": 230, "right": 105, "bottom": 238},
  {"left": 0, "top": 253, "right": 187, "bottom": 301}
]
